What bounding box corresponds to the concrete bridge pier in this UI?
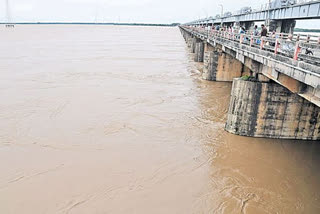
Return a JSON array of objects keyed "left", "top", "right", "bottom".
[
  {"left": 269, "top": 20, "right": 296, "bottom": 34},
  {"left": 183, "top": 32, "right": 189, "bottom": 42},
  {"left": 234, "top": 22, "right": 240, "bottom": 29},
  {"left": 186, "top": 37, "right": 192, "bottom": 48},
  {"left": 202, "top": 42, "right": 216, "bottom": 80},
  {"left": 194, "top": 41, "right": 204, "bottom": 62},
  {"left": 181, "top": 30, "right": 192, "bottom": 48},
  {"left": 180, "top": 28, "right": 189, "bottom": 42},
  {"left": 241, "top": 21, "right": 255, "bottom": 31},
  {"left": 185, "top": 34, "right": 195, "bottom": 50},
  {"left": 225, "top": 78, "right": 320, "bottom": 140},
  {"left": 189, "top": 37, "right": 198, "bottom": 53},
  {"left": 202, "top": 42, "right": 243, "bottom": 81}
]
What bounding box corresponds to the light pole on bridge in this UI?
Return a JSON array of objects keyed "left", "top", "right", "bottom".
[
  {"left": 218, "top": 4, "right": 223, "bottom": 28},
  {"left": 267, "top": 0, "right": 271, "bottom": 28}
]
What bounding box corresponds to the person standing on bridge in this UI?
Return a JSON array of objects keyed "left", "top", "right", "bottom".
[
  {"left": 239, "top": 26, "right": 246, "bottom": 35},
  {"left": 254, "top": 25, "right": 259, "bottom": 36},
  {"left": 260, "top": 24, "right": 268, "bottom": 37}
]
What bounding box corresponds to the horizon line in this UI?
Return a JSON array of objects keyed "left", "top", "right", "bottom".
[{"left": 1, "top": 22, "right": 180, "bottom": 26}]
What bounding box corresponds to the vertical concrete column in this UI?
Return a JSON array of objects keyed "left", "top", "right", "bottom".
[
  {"left": 216, "top": 52, "right": 243, "bottom": 81},
  {"left": 242, "top": 21, "right": 254, "bottom": 32},
  {"left": 194, "top": 41, "right": 204, "bottom": 62},
  {"left": 281, "top": 20, "right": 296, "bottom": 34},
  {"left": 190, "top": 37, "right": 197, "bottom": 53},
  {"left": 182, "top": 31, "right": 188, "bottom": 41},
  {"left": 202, "top": 43, "right": 243, "bottom": 81},
  {"left": 269, "top": 20, "right": 296, "bottom": 34},
  {"left": 202, "top": 42, "right": 216, "bottom": 80},
  {"left": 269, "top": 20, "right": 282, "bottom": 33},
  {"left": 225, "top": 78, "right": 320, "bottom": 140},
  {"left": 187, "top": 37, "right": 193, "bottom": 48}
]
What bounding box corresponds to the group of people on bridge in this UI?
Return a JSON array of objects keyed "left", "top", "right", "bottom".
[
  {"left": 199, "top": 23, "right": 299, "bottom": 49},
  {"left": 189, "top": 23, "right": 318, "bottom": 60},
  {"left": 213, "top": 24, "right": 268, "bottom": 37}
]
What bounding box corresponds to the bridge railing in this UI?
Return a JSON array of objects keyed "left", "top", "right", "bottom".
[{"left": 185, "top": 26, "right": 320, "bottom": 66}]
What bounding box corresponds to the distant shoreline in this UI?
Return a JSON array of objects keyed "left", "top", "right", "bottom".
[
  {"left": 294, "top": 28, "right": 320, "bottom": 33},
  {"left": 3, "top": 23, "right": 318, "bottom": 32},
  {"left": 0, "top": 22, "right": 180, "bottom": 27}
]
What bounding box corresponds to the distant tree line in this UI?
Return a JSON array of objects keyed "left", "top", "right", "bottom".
[{"left": 1, "top": 22, "right": 181, "bottom": 27}]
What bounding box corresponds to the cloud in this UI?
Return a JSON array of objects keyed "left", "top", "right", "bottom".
[
  {"left": 64, "top": 0, "right": 152, "bottom": 6},
  {"left": 14, "top": 3, "right": 34, "bottom": 12},
  {"left": 0, "top": 0, "right": 319, "bottom": 28}
]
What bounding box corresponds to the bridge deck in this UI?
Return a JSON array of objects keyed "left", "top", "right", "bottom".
[{"left": 181, "top": 26, "right": 320, "bottom": 107}]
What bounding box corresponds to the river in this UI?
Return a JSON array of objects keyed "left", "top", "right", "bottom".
[{"left": 0, "top": 25, "right": 320, "bottom": 213}]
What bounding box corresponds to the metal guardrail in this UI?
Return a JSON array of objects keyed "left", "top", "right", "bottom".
[{"left": 183, "top": 26, "right": 320, "bottom": 65}]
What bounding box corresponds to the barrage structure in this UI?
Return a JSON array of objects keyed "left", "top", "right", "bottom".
[{"left": 180, "top": 0, "right": 320, "bottom": 140}]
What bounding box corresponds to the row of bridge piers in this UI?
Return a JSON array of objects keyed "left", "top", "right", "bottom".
[{"left": 181, "top": 28, "right": 320, "bottom": 141}]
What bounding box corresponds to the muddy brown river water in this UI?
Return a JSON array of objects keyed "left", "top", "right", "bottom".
[{"left": 0, "top": 25, "right": 320, "bottom": 214}]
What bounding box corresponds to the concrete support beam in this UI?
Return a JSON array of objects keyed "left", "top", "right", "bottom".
[
  {"left": 259, "top": 65, "right": 319, "bottom": 105},
  {"left": 269, "top": 20, "right": 282, "bottom": 33},
  {"left": 225, "top": 78, "right": 320, "bottom": 140},
  {"left": 216, "top": 51, "right": 244, "bottom": 81},
  {"left": 202, "top": 43, "right": 243, "bottom": 81},
  {"left": 281, "top": 19, "right": 296, "bottom": 34},
  {"left": 202, "top": 42, "right": 215, "bottom": 80},
  {"left": 190, "top": 37, "right": 197, "bottom": 53},
  {"left": 187, "top": 37, "right": 193, "bottom": 48},
  {"left": 243, "top": 57, "right": 260, "bottom": 75},
  {"left": 269, "top": 20, "right": 296, "bottom": 34},
  {"left": 241, "top": 21, "right": 254, "bottom": 32},
  {"left": 194, "top": 41, "right": 204, "bottom": 62}
]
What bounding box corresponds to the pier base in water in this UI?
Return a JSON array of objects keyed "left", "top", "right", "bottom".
[{"left": 225, "top": 78, "right": 320, "bottom": 140}]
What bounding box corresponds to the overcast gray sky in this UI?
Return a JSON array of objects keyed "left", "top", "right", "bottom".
[{"left": 0, "top": 0, "right": 319, "bottom": 28}]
